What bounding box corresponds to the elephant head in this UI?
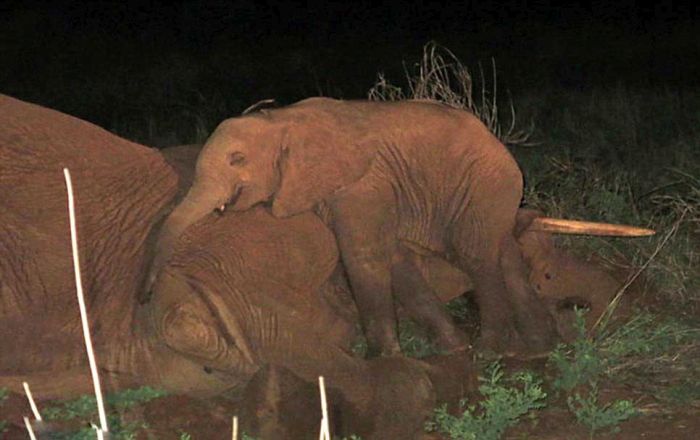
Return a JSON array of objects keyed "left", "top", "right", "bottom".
[
  {"left": 147, "top": 99, "right": 375, "bottom": 289},
  {"left": 418, "top": 208, "right": 632, "bottom": 341}
]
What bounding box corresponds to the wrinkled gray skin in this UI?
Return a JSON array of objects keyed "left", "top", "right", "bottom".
[
  {"left": 0, "top": 96, "right": 474, "bottom": 439},
  {"left": 415, "top": 209, "right": 628, "bottom": 342},
  {"left": 160, "top": 145, "right": 629, "bottom": 345},
  {"left": 149, "top": 98, "right": 559, "bottom": 358}
]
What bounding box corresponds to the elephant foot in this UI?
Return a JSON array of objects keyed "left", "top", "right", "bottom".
[
  {"left": 366, "top": 342, "right": 402, "bottom": 358},
  {"left": 476, "top": 325, "right": 556, "bottom": 360},
  {"left": 475, "top": 324, "right": 526, "bottom": 359}
]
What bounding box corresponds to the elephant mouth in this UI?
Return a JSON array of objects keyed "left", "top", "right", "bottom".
[{"left": 215, "top": 186, "right": 244, "bottom": 215}]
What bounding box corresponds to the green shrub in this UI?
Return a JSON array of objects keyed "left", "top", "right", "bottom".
[
  {"left": 549, "top": 310, "right": 604, "bottom": 392},
  {"left": 426, "top": 363, "right": 546, "bottom": 440},
  {"left": 567, "top": 386, "right": 638, "bottom": 438}
]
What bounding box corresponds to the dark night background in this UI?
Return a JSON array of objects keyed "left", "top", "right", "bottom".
[{"left": 2, "top": 1, "right": 699, "bottom": 144}]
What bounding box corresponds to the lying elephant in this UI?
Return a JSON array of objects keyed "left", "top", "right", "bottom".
[
  {"left": 149, "top": 98, "right": 650, "bottom": 357},
  {"left": 158, "top": 144, "right": 635, "bottom": 347},
  {"left": 146, "top": 98, "right": 559, "bottom": 357},
  {"left": 0, "top": 94, "right": 476, "bottom": 438},
  {"left": 414, "top": 208, "right": 633, "bottom": 342}
]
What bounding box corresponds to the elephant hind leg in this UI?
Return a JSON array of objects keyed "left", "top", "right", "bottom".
[{"left": 391, "top": 243, "right": 470, "bottom": 352}]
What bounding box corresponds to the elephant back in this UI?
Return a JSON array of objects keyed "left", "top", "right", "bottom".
[{"left": 0, "top": 94, "right": 178, "bottom": 373}]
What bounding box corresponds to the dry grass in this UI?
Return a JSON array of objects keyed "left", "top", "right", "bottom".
[{"left": 368, "top": 41, "right": 535, "bottom": 147}]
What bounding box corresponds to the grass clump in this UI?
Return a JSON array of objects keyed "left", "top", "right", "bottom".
[
  {"left": 43, "top": 386, "right": 168, "bottom": 421},
  {"left": 549, "top": 307, "right": 698, "bottom": 433},
  {"left": 398, "top": 319, "right": 442, "bottom": 358},
  {"left": 550, "top": 307, "right": 699, "bottom": 391},
  {"left": 38, "top": 387, "right": 167, "bottom": 439},
  {"left": 425, "top": 363, "right": 546, "bottom": 440},
  {"left": 351, "top": 318, "right": 441, "bottom": 359},
  {"left": 368, "top": 41, "right": 534, "bottom": 147},
  {"left": 0, "top": 389, "right": 6, "bottom": 435},
  {"left": 567, "top": 386, "right": 638, "bottom": 438},
  {"left": 549, "top": 310, "right": 605, "bottom": 392}
]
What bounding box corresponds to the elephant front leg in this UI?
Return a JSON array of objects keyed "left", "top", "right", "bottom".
[{"left": 330, "top": 181, "right": 400, "bottom": 358}]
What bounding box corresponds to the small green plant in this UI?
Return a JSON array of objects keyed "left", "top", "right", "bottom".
[
  {"left": 567, "top": 385, "right": 638, "bottom": 438},
  {"left": 40, "top": 387, "right": 166, "bottom": 439},
  {"left": 43, "top": 386, "right": 168, "bottom": 421},
  {"left": 47, "top": 414, "right": 145, "bottom": 439},
  {"left": 398, "top": 319, "right": 441, "bottom": 358},
  {"left": 350, "top": 319, "right": 440, "bottom": 358},
  {"left": 179, "top": 431, "right": 193, "bottom": 440},
  {"left": 426, "top": 363, "right": 546, "bottom": 440},
  {"left": 549, "top": 309, "right": 603, "bottom": 392},
  {"left": 0, "top": 389, "right": 8, "bottom": 435},
  {"left": 661, "top": 380, "right": 700, "bottom": 405}
]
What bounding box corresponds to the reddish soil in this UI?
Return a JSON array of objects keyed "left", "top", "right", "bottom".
[{"left": 2, "top": 380, "right": 698, "bottom": 439}]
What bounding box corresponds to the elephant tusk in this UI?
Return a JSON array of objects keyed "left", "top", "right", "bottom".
[
  {"left": 217, "top": 204, "right": 226, "bottom": 213},
  {"left": 529, "top": 217, "right": 656, "bottom": 237}
]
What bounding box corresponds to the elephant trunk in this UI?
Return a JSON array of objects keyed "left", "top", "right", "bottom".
[{"left": 147, "top": 183, "right": 226, "bottom": 291}]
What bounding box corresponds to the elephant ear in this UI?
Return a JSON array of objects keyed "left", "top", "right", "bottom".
[{"left": 270, "top": 114, "right": 375, "bottom": 218}]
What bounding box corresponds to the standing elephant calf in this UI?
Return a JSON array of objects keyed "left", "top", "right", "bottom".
[{"left": 149, "top": 98, "right": 559, "bottom": 357}]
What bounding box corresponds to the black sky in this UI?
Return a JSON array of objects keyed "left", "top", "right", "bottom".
[{"left": 1, "top": 1, "right": 698, "bottom": 125}]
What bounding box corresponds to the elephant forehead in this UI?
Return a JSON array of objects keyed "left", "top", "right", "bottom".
[
  {"left": 176, "top": 207, "right": 339, "bottom": 286},
  {"left": 214, "top": 116, "right": 270, "bottom": 144}
]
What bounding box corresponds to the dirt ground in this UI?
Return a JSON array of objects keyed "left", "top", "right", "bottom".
[{"left": 2, "top": 372, "right": 698, "bottom": 439}]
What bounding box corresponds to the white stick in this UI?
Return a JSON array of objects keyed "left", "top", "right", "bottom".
[
  {"left": 91, "top": 423, "right": 105, "bottom": 440},
  {"left": 22, "top": 382, "right": 42, "bottom": 421},
  {"left": 23, "top": 416, "right": 37, "bottom": 440},
  {"left": 232, "top": 416, "right": 238, "bottom": 440},
  {"left": 318, "top": 376, "right": 331, "bottom": 440},
  {"left": 63, "top": 168, "right": 109, "bottom": 433}
]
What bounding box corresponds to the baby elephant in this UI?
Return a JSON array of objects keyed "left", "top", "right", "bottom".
[{"left": 149, "top": 98, "right": 648, "bottom": 358}]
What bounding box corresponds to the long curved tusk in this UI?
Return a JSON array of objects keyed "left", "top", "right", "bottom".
[{"left": 529, "top": 217, "right": 656, "bottom": 237}]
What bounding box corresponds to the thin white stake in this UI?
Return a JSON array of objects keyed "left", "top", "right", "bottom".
[
  {"left": 318, "top": 376, "right": 331, "bottom": 440},
  {"left": 22, "top": 382, "right": 42, "bottom": 421},
  {"left": 91, "top": 423, "right": 105, "bottom": 440},
  {"left": 23, "top": 416, "right": 37, "bottom": 440},
  {"left": 63, "top": 168, "right": 109, "bottom": 434},
  {"left": 232, "top": 416, "right": 238, "bottom": 440}
]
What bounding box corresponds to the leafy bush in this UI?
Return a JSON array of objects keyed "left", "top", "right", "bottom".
[
  {"left": 426, "top": 363, "right": 546, "bottom": 440},
  {"left": 549, "top": 310, "right": 604, "bottom": 392},
  {"left": 43, "top": 386, "right": 168, "bottom": 421},
  {"left": 567, "top": 386, "right": 638, "bottom": 437}
]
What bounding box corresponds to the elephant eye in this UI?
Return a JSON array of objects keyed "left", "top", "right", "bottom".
[
  {"left": 228, "top": 151, "right": 246, "bottom": 166},
  {"left": 544, "top": 272, "right": 552, "bottom": 280}
]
